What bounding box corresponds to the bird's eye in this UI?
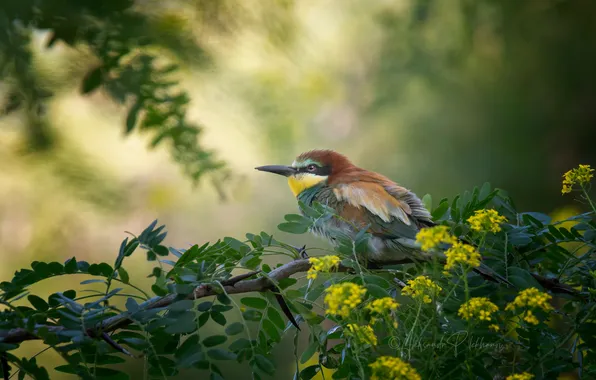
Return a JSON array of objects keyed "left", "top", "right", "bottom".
[{"left": 307, "top": 164, "right": 317, "bottom": 172}]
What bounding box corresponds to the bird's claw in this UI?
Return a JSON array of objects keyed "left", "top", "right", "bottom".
[{"left": 298, "top": 245, "right": 309, "bottom": 259}]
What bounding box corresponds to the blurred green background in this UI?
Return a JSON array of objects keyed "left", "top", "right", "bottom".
[{"left": 1, "top": 0, "right": 595, "bottom": 378}]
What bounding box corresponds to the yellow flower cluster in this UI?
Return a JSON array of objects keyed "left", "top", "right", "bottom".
[
  {"left": 324, "top": 282, "right": 367, "bottom": 318},
  {"left": 506, "top": 372, "right": 534, "bottom": 380},
  {"left": 562, "top": 164, "right": 594, "bottom": 194},
  {"left": 458, "top": 297, "right": 499, "bottom": 322},
  {"left": 444, "top": 242, "right": 481, "bottom": 272},
  {"left": 366, "top": 297, "right": 400, "bottom": 314},
  {"left": 370, "top": 356, "right": 421, "bottom": 380},
  {"left": 345, "top": 324, "right": 377, "bottom": 346},
  {"left": 307, "top": 255, "right": 340, "bottom": 280},
  {"left": 415, "top": 225, "right": 457, "bottom": 251},
  {"left": 467, "top": 209, "right": 507, "bottom": 233},
  {"left": 402, "top": 276, "right": 442, "bottom": 304},
  {"left": 505, "top": 288, "right": 553, "bottom": 325}
]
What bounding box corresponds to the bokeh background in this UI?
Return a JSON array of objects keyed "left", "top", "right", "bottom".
[{"left": 1, "top": 0, "right": 596, "bottom": 378}]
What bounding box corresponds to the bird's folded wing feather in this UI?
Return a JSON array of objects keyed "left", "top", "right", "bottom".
[{"left": 332, "top": 181, "right": 422, "bottom": 240}]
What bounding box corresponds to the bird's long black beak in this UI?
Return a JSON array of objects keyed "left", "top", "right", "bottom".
[{"left": 255, "top": 165, "right": 297, "bottom": 177}]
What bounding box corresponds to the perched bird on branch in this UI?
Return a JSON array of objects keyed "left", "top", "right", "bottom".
[{"left": 256, "top": 149, "right": 509, "bottom": 281}]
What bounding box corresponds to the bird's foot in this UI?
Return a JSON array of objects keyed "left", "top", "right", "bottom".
[{"left": 291, "top": 245, "right": 308, "bottom": 259}]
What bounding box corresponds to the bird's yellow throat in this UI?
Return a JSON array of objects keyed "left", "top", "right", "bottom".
[{"left": 287, "top": 174, "right": 327, "bottom": 197}]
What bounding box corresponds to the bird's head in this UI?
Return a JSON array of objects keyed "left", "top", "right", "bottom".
[{"left": 255, "top": 149, "right": 352, "bottom": 197}]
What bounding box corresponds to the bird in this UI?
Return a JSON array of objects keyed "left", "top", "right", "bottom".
[
  {"left": 256, "top": 149, "right": 436, "bottom": 263},
  {"left": 255, "top": 149, "right": 510, "bottom": 277}
]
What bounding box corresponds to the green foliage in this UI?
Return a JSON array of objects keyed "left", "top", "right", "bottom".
[
  {"left": 0, "top": 183, "right": 595, "bottom": 379},
  {"left": 0, "top": 1, "right": 223, "bottom": 181}
]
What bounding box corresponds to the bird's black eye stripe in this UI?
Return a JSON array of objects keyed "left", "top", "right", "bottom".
[{"left": 297, "top": 165, "right": 331, "bottom": 176}]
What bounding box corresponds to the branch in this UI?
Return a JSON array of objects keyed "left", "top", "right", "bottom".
[
  {"left": 0, "top": 259, "right": 312, "bottom": 345},
  {"left": 0, "top": 257, "right": 582, "bottom": 346}
]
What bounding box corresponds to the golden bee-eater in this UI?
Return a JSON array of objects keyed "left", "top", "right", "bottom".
[{"left": 256, "top": 149, "right": 509, "bottom": 280}]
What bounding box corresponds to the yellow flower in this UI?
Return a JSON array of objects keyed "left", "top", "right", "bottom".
[
  {"left": 324, "top": 282, "right": 367, "bottom": 318},
  {"left": 415, "top": 225, "right": 457, "bottom": 251},
  {"left": 522, "top": 310, "right": 539, "bottom": 325},
  {"left": 366, "top": 297, "right": 400, "bottom": 315},
  {"left": 307, "top": 255, "right": 341, "bottom": 280},
  {"left": 370, "top": 356, "right": 421, "bottom": 380},
  {"left": 345, "top": 324, "right": 377, "bottom": 346},
  {"left": 458, "top": 297, "right": 499, "bottom": 322},
  {"left": 401, "top": 276, "right": 442, "bottom": 304},
  {"left": 506, "top": 372, "right": 534, "bottom": 380},
  {"left": 505, "top": 288, "right": 553, "bottom": 325},
  {"left": 467, "top": 209, "right": 507, "bottom": 233},
  {"left": 562, "top": 164, "right": 594, "bottom": 194},
  {"left": 489, "top": 324, "right": 500, "bottom": 332},
  {"left": 444, "top": 242, "right": 481, "bottom": 272}
]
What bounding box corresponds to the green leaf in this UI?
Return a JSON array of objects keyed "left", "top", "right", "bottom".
[
  {"left": 94, "top": 355, "right": 127, "bottom": 365},
  {"left": 197, "top": 302, "right": 212, "bottom": 311},
  {"left": 508, "top": 230, "right": 533, "bottom": 246},
  {"left": 432, "top": 199, "right": 450, "bottom": 220},
  {"left": 0, "top": 343, "right": 19, "bottom": 351},
  {"left": 284, "top": 214, "right": 312, "bottom": 224},
  {"left": 253, "top": 354, "right": 276, "bottom": 375},
  {"left": 125, "top": 298, "right": 139, "bottom": 313},
  {"left": 203, "top": 335, "right": 227, "bottom": 347},
  {"left": 210, "top": 311, "right": 227, "bottom": 326},
  {"left": 421, "top": 194, "right": 432, "bottom": 212},
  {"left": 152, "top": 284, "right": 167, "bottom": 296},
  {"left": 267, "top": 307, "right": 286, "bottom": 330},
  {"left": 154, "top": 245, "right": 169, "bottom": 256},
  {"left": 229, "top": 338, "right": 251, "bottom": 352},
  {"left": 263, "top": 319, "right": 281, "bottom": 342},
  {"left": 64, "top": 257, "right": 78, "bottom": 274},
  {"left": 54, "top": 365, "right": 85, "bottom": 375},
  {"left": 243, "top": 310, "right": 262, "bottom": 321},
  {"left": 362, "top": 275, "right": 391, "bottom": 288},
  {"left": 81, "top": 66, "right": 103, "bottom": 94},
  {"left": 172, "top": 244, "right": 202, "bottom": 269},
  {"left": 241, "top": 297, "right": 268, "bottom": 309},
  {"left": 278, "top": 277, "right": 298, "bottom": 289},
  {"left": 508, "top": 267, "right": 543, "bottom": 290},
  {"left": 365, "top": 284, "right": 388, "bottom": 298},
  {"left": 217, "top": 293, "right": 231, "bottom": 305},
  {"left": 300, "top": 341, "right": 318, "bottom": 364},
  {"left": 80, "top": 279, "right": 107, "bottom": 285},
  {"left": 165, "top": 312, "right": 196, "bottom": 334},
  {"left": 27, "top": 295, "right": 49, "bottom": 311},
  {"left": 300, "top": 365, "right": 320, "bottom": 380},
  {"left": 168, "top": 300, "right": 194, "bottom": 311},
  {"left": 92, "top": 368, "right": 129, "bottom": 379},
  {"left": 211, "top": 305, "right": 233, "bottom": 313},
  {"left": 225, "top": 322, "right": 244, "bottom": 336},
  {"left": 118, "top": 267, "right": 130, "bottom": 284},
  {"left": 125, "top": 101, "right": 143, "bottom": 134},
  {"left": 277, "top": 222, "right": 309, "bottom": 234},
  {"left": 478, "top": 182, "right": 491, "bottom": 200},
  {"left": 223, "top": 237, "right": 250, "bottom": 252},
  {"left": 450, "top": 195, "right": 461, "bottom": 222},
  {"left": 207, "top": 349, "right": 237, "bottom": 361},
  {"left": 198, "top": 312, "right": 210, "bottom": 327}
]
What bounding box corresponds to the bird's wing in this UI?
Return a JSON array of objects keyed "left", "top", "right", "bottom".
[{"left": 332, "top": 180, "right": 426, "bottom": 240}]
